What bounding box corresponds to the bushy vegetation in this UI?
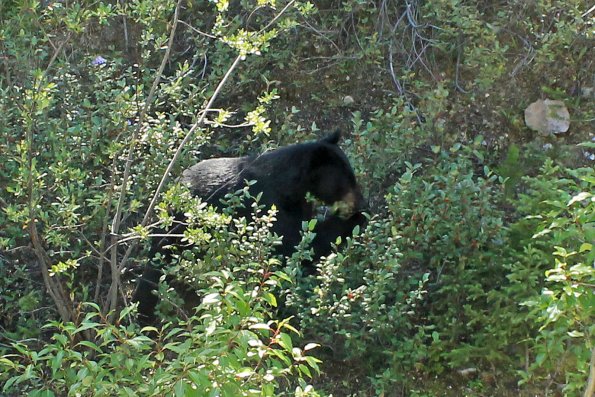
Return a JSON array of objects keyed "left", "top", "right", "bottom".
[{"left": 0, "top": 0, "right": 593, "bottom": 396}]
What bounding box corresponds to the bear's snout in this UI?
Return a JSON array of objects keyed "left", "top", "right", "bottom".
[{"left": 341, "top": 188, "right": 367, "bottom": 216}]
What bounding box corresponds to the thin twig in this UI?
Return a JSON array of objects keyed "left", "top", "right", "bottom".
[
  {"left": 503, "top": 28, "right": 535, "bottom": 77},
  {"left": 204, "top": 120, "right": 252, "bottom": 128},
  {"left": 139, "top": 54, "right": 243, "bottom": 230},
  {"left": 79, "top": 232, "right": 110, "bottom": 263},
  {"left": 388, "top": 44, "right": 424, "bottom": 125},
  {"left": 299, "top": 20, "right": 342, "bottom": 54},
  {"left": 376, "top": 0, "right": 388, "bottom": 39},
  {"left": 119, "top": 0, "right": 129, "bottom": 50},
  {"left": 246, "top": 5, "right": 268, "bottom": 29},
  {"left": 260, "top": 0, "right": 296, "bottom": 33},
  {"left": 383, "top": 0, "right": 433, "bottom": 124},
  {"left": 179, "top": 20, "right": 217, "bottom": 39},
  {"left": 200, "top": 52, "right": 208, "bottom": 79},
  {"left": 115, "top": 56, "right": 244, "bottom": 275},
  {"left": 107, "top": 0, "right": 184, "bottom": 320},
  {"left": 105, "top": 233, "right": 186, "bottom": 253},
  {"left": 454, "top": 32, "right": 467, "bottom": 93},
  {"left": 582, "top": 4, "right": 595, "bottom": 18},
  {"left": 95, "top": 157, "right": 117, "bottom": 303},
  {"left": 116, "top": 0, "right": 298, "bottom": 276},
  {"left": 26, "top": 36, "right": 75, "bottom": 325}
]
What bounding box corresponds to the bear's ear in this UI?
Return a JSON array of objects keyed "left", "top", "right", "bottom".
[{"left": 320, "top": 130, "right": 341, "bottom": 145}]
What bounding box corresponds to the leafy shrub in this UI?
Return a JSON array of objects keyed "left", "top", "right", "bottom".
[
  {"left": 514, "top": 160, "right": 594, "bottom": 395},
  {"left": 285, "top": 211, "right": 428, "bottom": 395},
  {"left": 1, "top": 304, "right": 320, "bottom": 397},
  {"left": 386, "top": 147, "right": 508, "bottom": 371},
  {"left": 1, "top": 0, "right": 593, "bottom": 395},
  {"left": 0, "top": 253, "right": 45, "bottom": 341},
  {"left": 1, "top": 1, "right": 322, "bottom": 395},
  {"left": 147, "top": 183, "right": 287, "bottom": 322},
  {"left": 346, "top": 104, "right": 429, "bottom": 200},
  {"left": 283, "top": 143, "right": 507, "bottom": 393},
  {"left": 1, "top": 188, "right": 322, "bottom": 396}
]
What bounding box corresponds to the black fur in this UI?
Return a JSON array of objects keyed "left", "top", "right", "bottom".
[{"left": 133, "top": 132, "right": 365, "bottom": 323}]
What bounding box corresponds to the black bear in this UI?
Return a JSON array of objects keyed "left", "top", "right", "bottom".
[{"left": 133, "top": 131, "right": 365, "bottom": 323}]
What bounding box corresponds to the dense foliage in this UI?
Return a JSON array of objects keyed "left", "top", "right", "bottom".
[{"left": 0, "top": 0, "right": 593, "bottom": 396}]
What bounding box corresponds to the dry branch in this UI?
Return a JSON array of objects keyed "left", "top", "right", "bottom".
[
  {"left": 26, "top": 35, "right": 75, "bottom": 325},
  {"left": 107, "top": 0, "right": 184, "bottom": 320}
]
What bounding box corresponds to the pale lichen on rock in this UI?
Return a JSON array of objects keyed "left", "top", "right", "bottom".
[{"left": 524, "top": 99, "right": 570, "bottom": 135}]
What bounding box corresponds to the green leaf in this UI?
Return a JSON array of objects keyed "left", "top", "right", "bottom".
[
  {"left": 174, "top": 380, "right": 185, "bottom": 397},
  {"left": 235, "top": 368, "right": 253, "bottom": 378},
  {"left": 303, "top": 343, "right": 319, "bottom": 351},
  {"left": 262, "top": 292, "right": 277, "bottom": 307},
  {"left": 75, "top": 322, "right": 101, "bottom": 334},
  {"left": 568, "top": 191, "right": 591, "bottom": 206},
  {"left": 299, "top": 364, "right": 312, "bottom": 378},
  {"left": 188, "top": 370, "right": 209, "bottom": 388},
  {"left": 567, "top": 330, "right": 584, "bottom": 338},
  {"left": 29, "top": 390, "right": 56, "bottom": 397},
  {"left": 277, "top": 333, "right": 293, "bottom": 351},
  {"left": 118, "top": 305, "right": 136, "bottom": 322},
  {"left": 202, "top": 293, "right": 221, "bottom": 305},
  {"left": 249, "top": 323, "right": 272, "bottom": 331},
  {"left": 3, "top": 376, "right": 21, "bottom": 392},
  {"left": 76, "top": 340, "right": 101, "bottom": 353},
  {"left": 273, "top": 271, "right": 292, "bottom": 283},
  {"left": 141, "top": 326, "right": 159, "bottom": 334},
  {"left": 163, "top": 342, "right": 185, "bottom": 354},
  {"left": 304, "top": 356, "right": 321, "bottom": 373},
  {"left": 280, "top": 321, "right": 300, "bottom": 335}
]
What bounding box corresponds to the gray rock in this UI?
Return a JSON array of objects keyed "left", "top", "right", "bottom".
[
  {"left": 524, "top": 99, "right": 570, "bottom": 135},
  {"left": 342, "top": 95, "right": 355, "bottom": 105}
]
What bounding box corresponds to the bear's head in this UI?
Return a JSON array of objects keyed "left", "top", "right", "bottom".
[{"left": 308, "top": 131, "right": 366, "bottom": 216}]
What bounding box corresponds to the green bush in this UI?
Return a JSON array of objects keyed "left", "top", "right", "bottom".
[
  {"left": 2, "top": 304, "right": 319, "bottom": 397},
  {"left": 515, "top": 160, "right": 594, "bottom": 394},
  {"left": 1, "top": 0, "right": 593, "bottom": 395},
  {"left": 282, "top": 143, "right": 508, "bottom": 393},
  {"left": 385, "top": 147, "right": 508, "bottom": 371},
  {"left": 0, "top": 253, "right": 45, "bottom": 340},
  {"left": 1, "top": 187, "right": 323, "bottom": 396},
  {"left": 285, "top": 211, "right": 428, "bottom": 395},
  {"left": 0, "top": 0, "right": 322, "bottom": 395}
]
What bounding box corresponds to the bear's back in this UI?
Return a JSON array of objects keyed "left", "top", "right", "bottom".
[{"left": 180, "top": 156, "right": 253, "bottom": 202}]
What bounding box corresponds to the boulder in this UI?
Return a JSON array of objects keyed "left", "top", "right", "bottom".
[{"left": 524, "top": 99, "right": 570, "bottom": 135}]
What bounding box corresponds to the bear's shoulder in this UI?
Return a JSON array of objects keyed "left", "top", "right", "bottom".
[{"left": 181, "top": 156, "right": 252, "bottom": 198}]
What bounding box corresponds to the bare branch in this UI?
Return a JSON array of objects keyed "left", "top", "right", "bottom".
[
  {"left": 107, "top": 0, "right": 185, "bottom": 320},
  {"left": 582, "top": 4, "right": 595, "bottom": 18},
  {"left": 260, "top": 0, "right": 296, "bottom": 33},
  {"left": 179, "top": 20, "right": 217, "bottom": 39},
  {"left": 25, "top": 35, "right": 75, "bottom": 325},
  {"left": 454, "top": 33, "right": 468, "bottom": 93},
  {"left": 139, "top": 54, "right": 243, "bottom": 231}
]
